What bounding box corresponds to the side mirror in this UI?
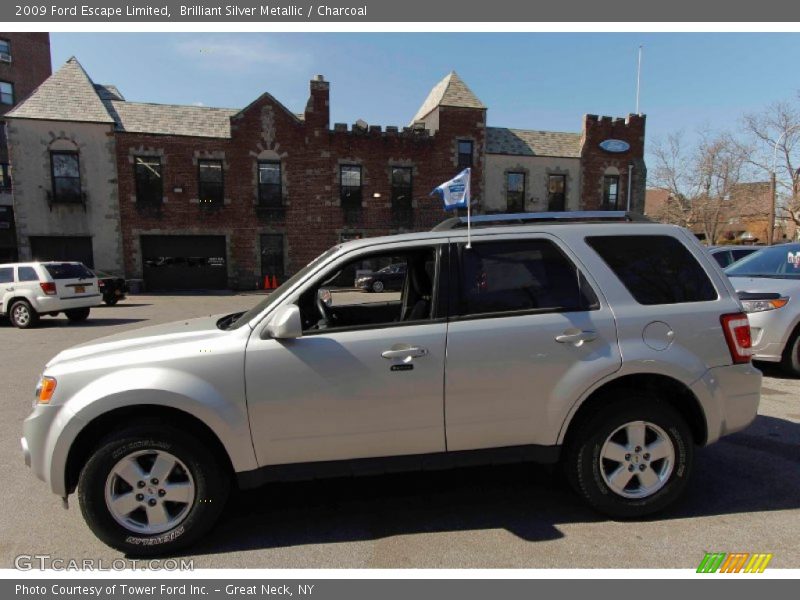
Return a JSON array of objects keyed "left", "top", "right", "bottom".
[{"left": 265, "top": 304, "right": 303, "bottom": 340}]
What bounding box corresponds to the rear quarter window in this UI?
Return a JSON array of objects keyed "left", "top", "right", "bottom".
[
  {"left": 586, "top": 235, "right": 718, "bottom": 305},
  {"left": 44, "top": 263, "right": 94, "bottom": 280},
  {"left": 17, "top": 266, "right": 39, "bottom": 281}
]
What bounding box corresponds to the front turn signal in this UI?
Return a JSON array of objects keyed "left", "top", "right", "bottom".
[{"left": 36, "top": 376, "right": 57, "bottom": 403}]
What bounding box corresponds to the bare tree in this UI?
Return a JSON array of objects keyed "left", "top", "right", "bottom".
[
  {"left": 743, "top": 99, "right": 800, "bottom": 235},
  {"left": 649, "top": 129, "right": 752, "bottom": 243}
]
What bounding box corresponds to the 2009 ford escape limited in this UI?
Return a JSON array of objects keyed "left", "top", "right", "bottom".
[{"left": 22, "top": 212, "right": 761, "bottom": 555}]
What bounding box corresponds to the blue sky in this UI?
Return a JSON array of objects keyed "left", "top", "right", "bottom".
[{"left": 50, "top": 33, "right": 800, "bottom": 160}]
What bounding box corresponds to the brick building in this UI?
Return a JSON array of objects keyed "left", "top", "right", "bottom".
[
  {"left": 7, "top": 57, "right": 647, "bottom": 290},
  {"left": 0, "top": 33, "right": 51, "bottom": 262}
]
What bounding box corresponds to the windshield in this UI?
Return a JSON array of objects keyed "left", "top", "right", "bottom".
[
  {"left": 725, "top": 244, "right": 800, "bottom": 279},
  {"left": 228, "top": 245, "right": 342, "bottom": 329}
]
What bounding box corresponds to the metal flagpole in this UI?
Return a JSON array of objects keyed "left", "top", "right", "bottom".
[
  {"left": 466, "top": 168, "right": 472, "bottom": 248},
  {"left": 636, "top": 45, "right": 643, "bottom": 115}
]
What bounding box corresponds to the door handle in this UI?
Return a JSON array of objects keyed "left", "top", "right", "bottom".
[
  {"left": 381, "top": 346, "right": 429, "bottom": 360},
  {"left": 555, "top": 329, "right": 597, "bottom": 346},
  {"left": 5, "top": 287, "right": 13, "bottom": 292}
]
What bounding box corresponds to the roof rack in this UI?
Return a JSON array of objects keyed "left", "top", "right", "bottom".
[{"left": 431, "top": 211, "right": 651, "bottom": 231}]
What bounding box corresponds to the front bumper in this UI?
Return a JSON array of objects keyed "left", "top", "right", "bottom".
[
  {"left": 746, "top": 309, "right": 796, "bottom": 362},
  {"left": 21, "top": 402, "right": 82, "bottom": 497},
  {"left": 691, "top": 363, "right": 762, "bottom": 444}
]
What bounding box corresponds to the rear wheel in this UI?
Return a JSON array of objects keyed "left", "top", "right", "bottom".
[
  {"left": 563, "top": 394, "right": 693, "bottom": 518},
  {"left": 65, "top": 307, "right": 91, "bottom": 322},
  {"left": 371, "top": 280, "right": 385, "bottom": 293},
  {"left": 104, "top": 294, "right": 119, "bottom": 306},
  {"left": 780, "top": 330, "right": 800, "bottom": 377},
  {"left": 9, "top": 300, "right": 39, "bottom": 329},
  {"left": 78, "top": 423, "right": 230, "bottom": 556}
]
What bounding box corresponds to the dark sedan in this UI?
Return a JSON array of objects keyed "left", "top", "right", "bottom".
[
  {"left": 355, "top": 263, "right": 406, "bottom": 293},
  {"left": 93, "top": 270, "right": 128, "bottom": 305}
]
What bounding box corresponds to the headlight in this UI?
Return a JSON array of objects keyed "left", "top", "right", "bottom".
[
  {"left": 34, "top": 376, "right": 57, "bottom": 404},
  {"left": 741, "top": 297, "right": 789, "bottom": 313}
]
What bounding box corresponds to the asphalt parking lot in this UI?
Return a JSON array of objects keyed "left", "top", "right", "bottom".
[{"left": 1, "top": 293, "right": 798, "bottom": 568}]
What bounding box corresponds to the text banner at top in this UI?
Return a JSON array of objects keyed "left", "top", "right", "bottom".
[{"left": 4, "top": 0, "right": 800, "bottom": 22}]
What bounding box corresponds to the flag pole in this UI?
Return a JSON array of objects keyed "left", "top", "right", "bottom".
[{"left": 466, "top": 168, "right": 472, "bottom": 249}]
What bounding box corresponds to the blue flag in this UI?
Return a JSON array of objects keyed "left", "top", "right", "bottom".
[{"left": 431, "top": 168, "right": 471, "bottom": 211}]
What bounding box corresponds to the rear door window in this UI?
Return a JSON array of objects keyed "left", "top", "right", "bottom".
[
  {"left": 17, "top": 266, "right": 39, "bottom": 282},
  {"left": 587, "top": 235, "right": 717, "bottom": 305},
  {"left": 43, "top": 263, "right": 94, "bottom": 280},
  {"left": 456, "top": 239, "right": 598, "bottom": 317},
  {"left": 0, "top": 267, "right": 12, "bottom": 284}
]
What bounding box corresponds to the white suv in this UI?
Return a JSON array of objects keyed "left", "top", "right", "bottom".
[{"left": 0, "top": 262, "right": 101, "bottom": 328}]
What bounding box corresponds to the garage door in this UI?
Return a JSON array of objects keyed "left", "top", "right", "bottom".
[
  {"left": 29, "top": 236, "right": 94, "bottom": 268},
  {"left": 141, "top": 235, "right": 227, "bottom": 291}
]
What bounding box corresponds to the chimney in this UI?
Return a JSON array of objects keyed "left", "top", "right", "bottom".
[{"left": 304, "top": 74, "right": 329, "bottom": 130}]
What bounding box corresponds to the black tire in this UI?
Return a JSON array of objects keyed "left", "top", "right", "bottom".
[
  {"left": 9, "top": 299, "right": 39, "bottom": 329},
  {"left": 104, "top": 295, "right": 119, "bottom": 306},
  {"left": 780, "top": 329, "right": 800, "bottom": 377},
  {"left": 371, "top": 280, "right": 385, "bottom": 293},
  {"left": 65, "top": 307, "right": 91, "bottom": 322},
  {"left": 78, "top": 422, "right": 230, "bottom": 556},
  {"left": 563, "top": 393, "right": 693, "bottom": 519}
]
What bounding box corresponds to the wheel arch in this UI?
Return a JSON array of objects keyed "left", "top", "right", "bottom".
[
  {"left": 4, "top": 294, "right": 35, "bottom": 314},
  {"left": 64, "top": 404, "right": 234, "bottom": 496},
  {"left": 559, "top": 373, "right": 708, "bottom": 450}
]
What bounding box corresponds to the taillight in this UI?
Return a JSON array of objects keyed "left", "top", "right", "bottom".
[
  {"left": 40, "top": 282, "right": 56, "bottom": 295},
  {"left": 720, "top": 312, "right": 752, "bottom": 364}
]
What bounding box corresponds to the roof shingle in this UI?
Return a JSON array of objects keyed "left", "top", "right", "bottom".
[
  {"left": 7, "top": 57, "right": 115, "bottom": 124},
  {"left": 486, "top": 127, "right": 582, "bottom": 158},
  {"left": 105, "top": 101, "right": 237, "bottom": 138},
  {"left": 412, "top": 71, "right": 485, "bottom": 123}
]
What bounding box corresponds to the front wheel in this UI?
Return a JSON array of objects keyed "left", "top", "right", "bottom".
[
  {"left": 65, "top": 307, "right": 91, "bottom": 322},
  {"left": 78, "top": 423, "right": 230, "bottom": 556},
  {"left": 563, "top": 395, "right": 693, "bottom": 518},
  {"left": 371, "top": 280, "right": 385, "bottom": 293}
]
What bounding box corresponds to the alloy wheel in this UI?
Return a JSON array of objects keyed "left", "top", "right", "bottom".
[
  {"left": 104, "top": 449, "right": 195, "bottom": 534},
  {"left": 599, "top": 420, "right": 675, "bottom": 499}
]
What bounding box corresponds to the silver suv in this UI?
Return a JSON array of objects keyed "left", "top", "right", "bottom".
[{"left": 21, "top": 212, "right": 762, "bottom": 555}]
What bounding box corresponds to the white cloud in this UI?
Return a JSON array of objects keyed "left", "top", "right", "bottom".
[{"left": 174, "top": 35, "right": 311, "bottom": 72}]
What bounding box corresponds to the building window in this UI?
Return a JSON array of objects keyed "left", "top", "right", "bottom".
[
  {"left": 391, "top": 166, "right": 413, "bottom": 227},
  {"left": 50, "top": 151, "right": 82, "bottom": 203},
  {"left": 0, "top": 39, "right": 10, "bottom": 59},
  {"left": 198, "top": 159, "right": 224, "bottom": 207},
  {"left": 258, "top": 161, "right": 282, "bottom": 207},
  {"left": 547, "top": 174, "right": 566, "bottom": 211},
  {"left": 457, "top": 140, "right": 473, "bottom": 170},
  {"left": 603, "top": 175, "right": 620, "bottom": 210},
  {"left": 0, "top": 163, "right": 10, "bottom": 192},
  {"left": 0, "top": 81, "right": 14, "bottom": 105},
  {"left": 506, "top": 172, "right": 525, "bottom": 213},
  {"left": 340, "top": 165, "right": 362, "bottom": 209},
  {"left": 134, "top": 156, "right": 163, "bottom": 206}
]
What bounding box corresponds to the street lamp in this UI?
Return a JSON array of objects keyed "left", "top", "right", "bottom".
[{"left": 770, "top": 124, "right": 800, "bottom": 245}]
